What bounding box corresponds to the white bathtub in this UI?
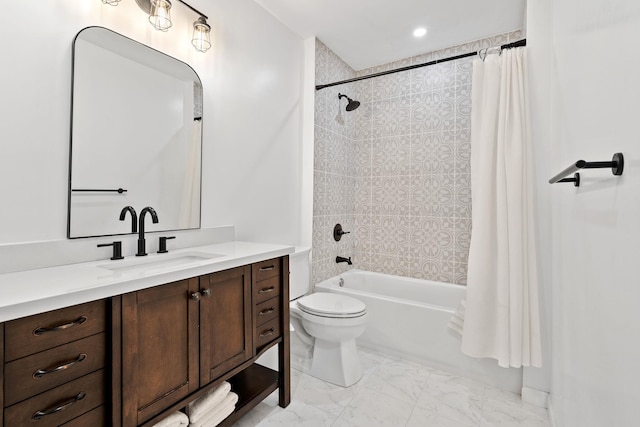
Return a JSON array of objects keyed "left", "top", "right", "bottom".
[{"left": 315, "top": 269, "right": 522, "bottom": 393}]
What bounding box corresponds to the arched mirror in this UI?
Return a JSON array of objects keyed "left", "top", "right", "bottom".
[{"left": 68, "top": 26, "right": 202, "bottom": 238}]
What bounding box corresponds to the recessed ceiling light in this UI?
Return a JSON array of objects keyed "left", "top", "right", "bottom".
[{"left": 413, "top": 27, "right": 427, "bottom": 38}]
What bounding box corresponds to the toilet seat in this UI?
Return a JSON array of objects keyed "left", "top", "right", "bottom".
[{"left": 297, "top": 293, "right": 366, "bottom": 318}]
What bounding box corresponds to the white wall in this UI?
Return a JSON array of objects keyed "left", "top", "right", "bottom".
[
  {"left": 523, "top": 0, "right": 554, "bottom": 405},
  {"left": 528, "top": 0, "right": 640, "bottom": 425},
  {"left": 0, "top": 0, "right": 305, "bottom": 247},
  {"left": 201, "top": 0, "right": 305, "bottom": 245}
]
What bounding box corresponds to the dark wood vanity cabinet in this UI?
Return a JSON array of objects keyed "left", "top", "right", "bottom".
[
  {"left": 1, "top": 300, "right": 108, "bottom": 427},
  {"left": 252, "top": 259, "right": 283, "bottom": 350},
  {"left": 199, "top": 266, "right": 253, "bottom": 385},
  {"left": 121, "top": 278, "right": 200, "bottom": 426},
  {"left": 0, "top": 256, "right": 289, "bottom": 427},
  {"left": 120, "top": 256, "right": 289, "bottom": 427}
]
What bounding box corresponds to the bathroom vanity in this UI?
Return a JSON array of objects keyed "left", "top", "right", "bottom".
[
  {"left": 0, "top": 24, "right": 295, "bottom": 426},
  {"left": 0, "top": 242, "right": 292, "bottom": 427}
]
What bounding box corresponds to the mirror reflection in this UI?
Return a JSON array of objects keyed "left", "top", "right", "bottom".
[{"left": 68, "top": 27, "right": 202, "bottom": 238}]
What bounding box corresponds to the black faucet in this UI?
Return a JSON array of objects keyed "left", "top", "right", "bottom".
[
  {"left": 136, "top": 207, "right": 159, "bottom": 257},
  {"left": 119, "top": 206, "right": 138, "bottom": 233},
  {"left": 336, "top": 256, "right": 352, "bottom": 265}
]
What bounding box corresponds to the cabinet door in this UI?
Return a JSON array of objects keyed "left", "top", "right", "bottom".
[
  {"left": 200, "top": 266, "right": 253, "bottom": 385},
  {"left": 121, "top": 278, "right": 199, "bottom": 426}
]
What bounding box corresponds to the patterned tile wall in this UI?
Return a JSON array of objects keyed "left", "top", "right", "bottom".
[
  {"left": 312, "top": 39, "right": 358, "bottom": 286},
  {"left": 313, "top": 31, "right": 522, "bottom": 286}
]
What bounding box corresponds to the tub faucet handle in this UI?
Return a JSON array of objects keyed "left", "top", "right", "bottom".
[{"left": 333, "top": 223, "right": 351, "bottom": 241}]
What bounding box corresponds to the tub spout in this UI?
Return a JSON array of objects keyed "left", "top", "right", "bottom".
[{"left": 336, "top": 256, "right": 352, "bottom": 265}]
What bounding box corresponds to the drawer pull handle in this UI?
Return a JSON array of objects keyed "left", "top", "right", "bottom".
[
  {"left": 259, "top": 265, "right": 275, "bottom": 272},
  {"left": 190, "top": 291, "right": 201, "bottom": 301},
  {"left": 258, "top": 307, "right": 275, "bottom": 316},
  {"left": 32, "top": 392, "right": 86, "bottom": 420},
  {"left": 33, "top": 316, "right": 87, "bottom": 336},
  {"left": 33, "top": 354, "right": 87, "bottom": 379},
  {"left": 259, "top": 328, "right": 275, "bottom": 338},
  {"left": 258, "top": 286, "right": 276, "bottom": 294},
  {"left": 201, "top": 288, "right": 212, "bottom": 298}
]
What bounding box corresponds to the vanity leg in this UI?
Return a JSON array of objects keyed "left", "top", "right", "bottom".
[
  {"left": 278, "top": 256, "right": 291, "bottom": 408},
  {"left": 111, "top": 296, "right": 122, "bottom": 427}
]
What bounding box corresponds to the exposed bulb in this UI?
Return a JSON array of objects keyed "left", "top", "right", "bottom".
[
  {"left": 192, "top": 17, "right": 212, "bottom": 53},
  {"left": 149, "top": 0, "right": 172, "bottom": 32}
]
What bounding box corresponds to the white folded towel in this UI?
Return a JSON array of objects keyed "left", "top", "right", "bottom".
[
  {"left": 189, "top": 392, "right": 238, "bottom": 427},
  {"left": 186, "top": 382, "right": 232, "bottom": 422},
  {"left": 448, "top": 300, "right": 466, "bottom": 337},
  {"left": 152, "top": 411, "right": 189, "bottom": 427}
]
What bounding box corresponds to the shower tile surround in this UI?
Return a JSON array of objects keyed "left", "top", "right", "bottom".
[{"left": 313, "top": 31, "right": 522, "bottom": 285}]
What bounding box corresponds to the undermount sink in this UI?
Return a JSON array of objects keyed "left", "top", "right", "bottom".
[{"left": 98, "top": 251, "right": 224, "bottom": 274}]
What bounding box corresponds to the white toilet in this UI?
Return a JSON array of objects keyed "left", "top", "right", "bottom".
[{"left": 289, "top": 249, "right": 368, "bottom": 387}]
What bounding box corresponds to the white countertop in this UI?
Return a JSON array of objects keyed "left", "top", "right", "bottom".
[{"left": 0, "top": 241, "right": 294, "bottom": 322}]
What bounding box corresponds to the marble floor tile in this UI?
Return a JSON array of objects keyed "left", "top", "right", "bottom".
[
  {"left": 414, "top": 370, "right": 485, "bottom": 425},
  {"left": 231, "top": 403, "right": 282, "bottom": 427},
  {"left": 241, "top": 401, "right": 337, "bottom": 427},
  {"left": 232, "top": 348, "right": 551, "bottom": 427},
  {"left": 480, "top": 388, "right": 550, "bottom": 427},
  {"left": 416, "top": 388, "right": 483, "bottom": 426},
  {"left": 293, "top": 374, "right": 358, "bottom": 416},
  {"left": 337, "top": 388, "right": 414, "bottom": 427},
  {"left": 363, "top": 358, "right": 431, "bottom": 405},
  {"left": 420, "top": 369, "right": 485, "bottom": 408},
  {"left": 406, "top": 405, "right": 475, "bottom": 427}
]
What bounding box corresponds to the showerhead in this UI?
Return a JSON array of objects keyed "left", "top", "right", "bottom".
[
  {"left": 338, "top": 93, "right": 360, "bottom": 111},
  {"left": 346, "top": 99, "right": 360, "bottom": 111}
]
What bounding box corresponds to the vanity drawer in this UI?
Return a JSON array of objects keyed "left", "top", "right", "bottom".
[
  {"left": 4, "top": 369, "right": 104, "bottom": 427},
  {"left": 254, "top": 297, "right": 280, "bottom": 327},
  {"left": 4, "top": 333, "right": 106, "bottom": 406},
  {"left": 253, "top": 276, "right": 281, "bottom": 305},
  {"left": 255, "top": 317, "right": 281, "bottom": 349},
  {"left": 252, "top": 258, "right": 281, "bottom": 282},
  {"left": 60, "top": 405, "right": 105, "bottom": 426},
  {"left": 5, "top": 300, "right": 106, "bottom": 361}
]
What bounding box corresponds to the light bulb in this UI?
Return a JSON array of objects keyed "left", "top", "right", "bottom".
[
  {"left": 149, "top": 0, "right": 172, "bottom": 32},
  {"left": 192, "top": 17, "right": 212, "bottom": 52}
]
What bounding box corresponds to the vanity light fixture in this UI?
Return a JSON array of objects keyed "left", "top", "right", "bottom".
[
  {"left": 149, "top": 0, "right": 172, "bottom": 32},
  {"left": 191, "top": 17, "right": 212, "bottom": 52},
  {"left": 103, "top": 0, "right": 212, "bottom": 52}
]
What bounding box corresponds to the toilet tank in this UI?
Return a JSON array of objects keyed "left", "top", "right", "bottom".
[{"left": 289, "top": 247, "right": 311, "bottom": 300}]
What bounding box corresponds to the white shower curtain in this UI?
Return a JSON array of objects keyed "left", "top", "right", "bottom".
[{"left": 453, "top": 47, "right": 542, "bottom": 368}]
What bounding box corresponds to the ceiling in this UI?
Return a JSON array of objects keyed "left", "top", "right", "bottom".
[{"left": 254, "top": 0, "right": 526, "bottom": 71}]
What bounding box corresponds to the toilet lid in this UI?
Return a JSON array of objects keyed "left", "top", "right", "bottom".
[{"left": 297, "top": 293, "right": 366, "bottom": 318}]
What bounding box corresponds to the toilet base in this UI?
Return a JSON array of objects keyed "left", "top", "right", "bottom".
[{"left": 309, "top": 337, "right": 363, "bottom": 387}]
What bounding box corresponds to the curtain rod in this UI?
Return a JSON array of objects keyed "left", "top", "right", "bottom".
[{"left": 315, "top": 38, "right": 526, "bottom": 91}]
